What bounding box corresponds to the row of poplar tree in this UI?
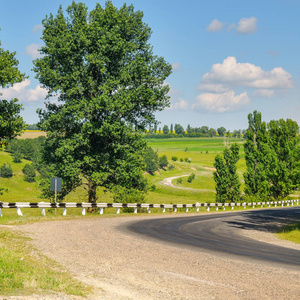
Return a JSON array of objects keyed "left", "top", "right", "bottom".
[{"left": 213, "top": 111, "right": 300, "bottom": 202}]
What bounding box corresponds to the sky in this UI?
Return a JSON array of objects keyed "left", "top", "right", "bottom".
[{"left": 0, "top": 0, "right": 299, "bottom": 131}]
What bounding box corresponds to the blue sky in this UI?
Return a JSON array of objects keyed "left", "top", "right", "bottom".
[{"left": 0, "top": 0, "right": 299, "bottom": 130}]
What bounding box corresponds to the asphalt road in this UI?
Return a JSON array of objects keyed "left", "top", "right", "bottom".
[{"left": 127, "top": 207, "right": 300, "bottom": 266}]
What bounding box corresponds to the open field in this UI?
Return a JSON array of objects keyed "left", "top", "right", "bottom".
[{"left": 0, "top": 136, "right": 298, "bottom": 206}]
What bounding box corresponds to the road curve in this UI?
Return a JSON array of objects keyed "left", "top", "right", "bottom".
[{"left": 127, "top": 207, "right": 300, "bottom": 266}]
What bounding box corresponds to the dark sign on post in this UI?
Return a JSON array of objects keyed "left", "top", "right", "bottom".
[{"left": 51, "top": 177, "right": 62, "bottom": 192}]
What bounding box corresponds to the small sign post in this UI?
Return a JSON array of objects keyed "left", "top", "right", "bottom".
[{"left": 51, "top": 177, "right": 62, "bottom": 215}]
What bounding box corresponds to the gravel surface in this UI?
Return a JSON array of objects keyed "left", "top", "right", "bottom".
[{"left": 3, "top": 212, "right": 300, "bottom": 300}]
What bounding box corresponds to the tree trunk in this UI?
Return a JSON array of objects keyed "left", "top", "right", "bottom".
[{"left": 87, "top": 179, "right": 97, "bottom": 212}]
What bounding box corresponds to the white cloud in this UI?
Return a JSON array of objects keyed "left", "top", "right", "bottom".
[
  {"left": 25, "top": 43, "right": 43, "bottom": 59},
  {"left": 167, "top": 98, "right": 189, "bottom": 110},
  {"left": 193, "top": 91, "right": 249, "bottom": 113},
  {"left": 206, "top": 19, "right": 224, "bottom": 32},
  {"left": 236, "top": 17, "right": 257, "bottom": 34},
  {"left": 200, "top": 56, "right": 293, "bottom": 90},
  {"left": 194, "top": 56, "right": 293, "bottom": 113},
  {"left": 0, "top": 79, "right": 48, "bottom": 102},
  {"left": 172, "top": 62, "right": 181, "bottom": 71},
  {"left": 227, "top": 23, "right": 236, "bottom": 31},
  {"left": 32, "top": 24, "right": 43, "bottom": 33},
  {"left": 252, "top": 89, "right": 275, "bottom": 98}
]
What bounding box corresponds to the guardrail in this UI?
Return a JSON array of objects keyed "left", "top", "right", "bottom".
[{"left": 0, "top": 199, "right": 299, "bottom": 217}]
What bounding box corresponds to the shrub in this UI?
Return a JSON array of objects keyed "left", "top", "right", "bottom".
[
  {"left": 0, "top": 163, "right": 13, "bottom": 178},
  {"left": 176, "top": 178, "right": 182, "bottom": 184},
  {"left": 158, "top": 155, "right": 168, "bottom": 169},
  {"left": 171, "top": 156, "right": 178, "bottom": 161},
  {"left": 168, "top": 164, "right": 175, "bottom": 170},
  {"left": 187, "top": 173, "right": 195, "bottom": 183},
  {"left": 13, "top": 151, "right": 23, "bottom": 163},
  {"left": 180, "top": 158, "right": 183, "bottom": 162},
  {"left": 22, "top": 163, "right": 36, "bottom": 182},
  {"left": 144, "top": 147, "right": 158, "bottom": 174}
]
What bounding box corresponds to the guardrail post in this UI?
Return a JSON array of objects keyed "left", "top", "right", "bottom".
[
  {"left": 134, "top": 207, "right": 137, "bottom": 213},
  {"left": 287, "top": 201, "right": 289, "bottom": 207},
  {"left": 0, "top": 208, "right": 2, "bottom": 217},
  {"left": 206, "top": 204, "right": 210, "bottom": 212},
  {"left": 41, "top": 207, "right": 45, "bottom": 216},
  {"left": 185, "top": 206, "right": 189, "bottom": 213},
  {"left": 162, "top": 205, "right": 166, "bottom": 213},
  {"left": 16, "top": 207, "right": 23, "bottom": 216},
  {"left": 81, "top": 207, "right": 86, "bottom": 215},
  {"left": 147, "top": 207, "right": 151, "bottom": 214},
  {"left": 100, "top": 207, "right": 104, "bottom": 215},
  {"left": 174, "top": 206, "right": 177, "bottom": 213},
  {"left": 63, "top": 207, "right": 67, "bottom": 216},
  {"left": 116, "top": 207, "right": 120, "bottom": 214}
]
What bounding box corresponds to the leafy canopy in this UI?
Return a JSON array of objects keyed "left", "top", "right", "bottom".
[
  {"left": 0, "top": 37, "right": 27, "bottom": 141},
  {"left": 34, "top": 1, "right": 172, "bottom": 202}
]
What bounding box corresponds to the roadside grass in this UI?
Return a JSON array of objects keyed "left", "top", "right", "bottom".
[
  {"left": 276, "top": 222, "right": 300, "bottom": 244},
  {"left": 0, "top": 228, "right": 90, "bottom": 297}
]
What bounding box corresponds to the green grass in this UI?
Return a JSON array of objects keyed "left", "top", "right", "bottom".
[
  {"left": 276, "top": 222, "right": 300, "bottom": 244},
  {"left": 0, "top": 228, "right": 90, "bottom": 296},
  {"left": 144, "top": 137, "right": 246, "bottom": 204}
]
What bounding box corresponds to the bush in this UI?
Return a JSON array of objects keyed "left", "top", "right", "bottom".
[
  {"left": 176, "top": 178, "right": 182, "bottom": 184},
  {"left": 168, "top": 164, "right": 175, "bottom": 170},
  {"left": 22, "top": 163, "right": 36, "bottom": 182},
  {"left": 171, "top": 156, "right": 178, "bottom": 161},
  {"left": 180, "top": 158, "right": 183, "bottom": 162},
  {"left": 13, "top": 151, "right": 23, "bottom": 163},
  {"left": 0, "top": 163, "right": 13, "bottom": 178},
  {"left": 187, "top": 173, "right": 195, "bottom": 183},
  {"left": 144, "top": 147, "right": 158, "bottom": 174},
  {"left": 158, "top": 155, "right": 168, "bottom": 169}
]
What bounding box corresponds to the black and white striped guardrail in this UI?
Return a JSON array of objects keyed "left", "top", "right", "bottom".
[{"left": 0, "top": 199, "right": 298, "bottom": 216}]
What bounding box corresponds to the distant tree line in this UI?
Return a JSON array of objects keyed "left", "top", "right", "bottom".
[{"left": 145, "top": 123, "right": 245, "bottom": 139}]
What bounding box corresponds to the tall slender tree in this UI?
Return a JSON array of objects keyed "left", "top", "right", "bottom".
[{"left": 213, "top": 143, "right": 241, "bottom": 203}]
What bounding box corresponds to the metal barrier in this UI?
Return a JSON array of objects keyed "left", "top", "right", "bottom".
[{"left": 0, "top": 199, "right": 298, "bottom": 216}]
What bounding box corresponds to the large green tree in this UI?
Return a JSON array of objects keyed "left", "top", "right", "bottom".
[
  {"left": 267, "top": 118, "right": 300, "bottom": 198},
  {"left": 213, "top": 143, "right": 241, "bottom": 203},
  {"left": 34, "top": 1, "right": 172, "bottom": 203},
  {"left": 0, "top": 38, "right": 26, "bottom": 141}
]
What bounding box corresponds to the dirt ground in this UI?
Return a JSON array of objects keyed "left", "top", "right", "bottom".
[{"left": 4, "top": 213, "right": 300, "bottom": 300}]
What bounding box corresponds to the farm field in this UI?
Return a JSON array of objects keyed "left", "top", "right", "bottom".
[{"left": 0, "top": 135, "right": 298, "bottom": 208}]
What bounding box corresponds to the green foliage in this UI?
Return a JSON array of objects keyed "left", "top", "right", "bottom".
[
  {"left": 172, "top": 156, "right": 178, "bottom": 161},
  {"left": 214, "top": 143, "right": 241, "bottom": 203},
  {"left": 26, "top": 124, "right": 40, "bottom": 130},
  {"left": 22, "top": 163, "right": 36, "bottom": 182},
  {"left": 12, "top": 151, "right": 22, "bottom": 163},
  {"left": 6, "top": 136, "right": 46, "bottom": 165},
  {"left": 174, "top": 123, "right": 184, "bottom": 135},
  {"left": 187, "top": 173, "right": 195, "bottom": 183},
  {"left": 244, "top": 111, "right": 299, "bottom": 200},
  {"left": 33, "top": 1, "right": 171, "bottom": 203},
  {"left": 0, "top": 99, "right": 26, "bottom": 141},
  {"left": 144, "top": 147, "right": 158, "bottom": 174},
  {"left": 243, "top": 111, "right": 270, "bottom": 199},
  {"left": 0, "top": 163, "right": 13, "bottom": 178},
  {"left": 217, "top": 127, "right": 226, "bottom": 137},
  {"left": 176, "top": 177, "right": 182, "bottom": 184},
  {"left": 0, "top": 38, "right": 27, "bottom": 142},
  {"left": 158, "top": 154, "right": 168, "bottom": 169},
  {"left": 162, "top": 125, "right": 169, "bottom": 134}
]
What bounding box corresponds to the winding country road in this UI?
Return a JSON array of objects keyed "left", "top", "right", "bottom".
[
  {"left": 127, "top": 207, "right": 300, "bottom": 267},
  {"left": 18, "top": 207, "right": 300, "bottom": 299}
]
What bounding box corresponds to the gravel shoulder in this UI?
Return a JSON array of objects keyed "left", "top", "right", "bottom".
[{"left": 5, "top": 213, "right": 300, "bottom": 300}]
